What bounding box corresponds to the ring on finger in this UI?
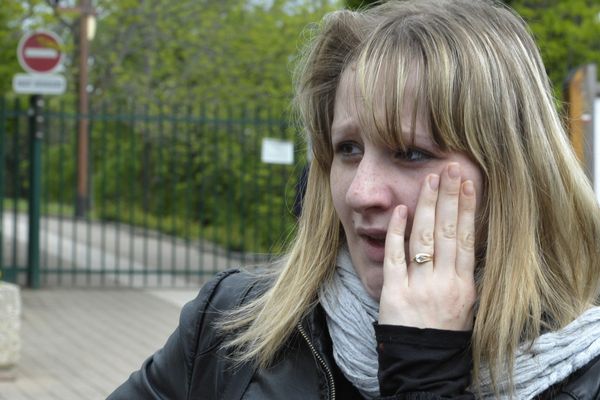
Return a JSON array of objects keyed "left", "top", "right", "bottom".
[{"left": 412, "top": 253, "right": 434, "bottom": 265}]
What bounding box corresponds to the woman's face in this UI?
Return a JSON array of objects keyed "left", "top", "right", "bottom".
[{"left": 330, "top": 68, "right": 484, "bottom": 301}]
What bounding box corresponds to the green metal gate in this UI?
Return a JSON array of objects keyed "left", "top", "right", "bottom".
[{"left": 0, "top": 96, "right": 303, "bottom": 288}]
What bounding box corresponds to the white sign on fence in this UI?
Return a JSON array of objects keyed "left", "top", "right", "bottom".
[{"left": 261, "top": 138, "right": 294, "bottom": 165}]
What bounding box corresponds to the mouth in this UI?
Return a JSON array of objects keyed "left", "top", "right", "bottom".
[
  {"left": 356, "top": 228, "right": 387, "bottom": 242},
  {"left": 362, "top": 234, "right": 386, "bottom": 248},
  {"left": 355, "top": 228, "right": 387, "bottom": 262}
]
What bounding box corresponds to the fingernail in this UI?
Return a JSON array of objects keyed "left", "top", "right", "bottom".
[
  {"left": 397, "top": 205, "right": 407, "bottom": 219},
  {"left": 429, "top": 174, "right": 439, "bottom": 190},
  {"left": 462, "top": 180, "right": 474, "bottom": 196},
  {"left": 448, "top": 163, "right": 460, "bottom": 179}
]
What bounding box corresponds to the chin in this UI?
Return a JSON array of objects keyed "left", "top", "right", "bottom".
[{"left": 361, "top": 267, "right": 383, "bottom": 302}]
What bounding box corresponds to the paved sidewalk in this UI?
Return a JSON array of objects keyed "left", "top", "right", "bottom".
[{"left": 0, "top": 287, "right": 199, "bottom": 400}]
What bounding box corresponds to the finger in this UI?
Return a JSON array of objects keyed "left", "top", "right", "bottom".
[
  {"left": 383, "top": 205, "right": 408, "bottom": 288},
  {"left": 455, "top": 180, "right": 477, "bottom": 279},
  {"left": 408, "top": 174, "right": 438, "bottom": 270},
  {"left": 434, "top": 163, "right": 461, "bottom": 276}
]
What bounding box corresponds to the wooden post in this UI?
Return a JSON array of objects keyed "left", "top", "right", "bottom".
[{"left": 76, "top": 0, "right": 90, "bottom": 217}]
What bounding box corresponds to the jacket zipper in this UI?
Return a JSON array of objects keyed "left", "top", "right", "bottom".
[{"left": 297, "top": 323, "right": 336, "bottom": 400}]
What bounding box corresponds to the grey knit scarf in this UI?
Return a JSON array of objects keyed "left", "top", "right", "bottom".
[
  {"left": 318, "top": 246, "right": 380, "bottom": 399},
  {"left": 319, "top": 247, "right": 600, "bottom": 399},
  {"left": 479, "top": 305, "right": 600, "bottom": 398}
]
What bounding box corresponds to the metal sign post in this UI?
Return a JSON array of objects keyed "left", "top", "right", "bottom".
[
  {"left": 27, "top": 95, "right": 43, "bottom": 289},
  {"left": 12, "top": 30, "right": 65, "bottom": 288}
]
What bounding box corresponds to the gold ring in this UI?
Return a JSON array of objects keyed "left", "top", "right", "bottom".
[{"left": 412, "top": 253, "right": 433, "bottom": 264}]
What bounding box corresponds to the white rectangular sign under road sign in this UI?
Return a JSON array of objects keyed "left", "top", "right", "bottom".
[{"left": 12, "top": 73, "right": 66, "bottom": 95}]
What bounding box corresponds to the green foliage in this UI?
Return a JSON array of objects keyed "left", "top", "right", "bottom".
[
  {"left": 89, "top": 0, "right": 340, "bottom": 108},
  {"left": 0, "top": 1, "right": 24, "bottom": 94},
  {"left": 511, "top": 0, "right": 600, "bottom": 99},
  {"left": 36, "top": 100, "right": 302, "bottom": 253},
  {"left": 72, "top": 0, "right": 337, "bottom": 252},
  {"left": 345, "top": 0, "right": 380, "bottom": 10},
  {"left": 0, "top": 1, "right": 337, "bottom": 255}
]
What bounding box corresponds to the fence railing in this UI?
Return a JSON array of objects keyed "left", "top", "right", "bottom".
[{"left": 0, "top": 97, "right": 304, "bottom": 287}]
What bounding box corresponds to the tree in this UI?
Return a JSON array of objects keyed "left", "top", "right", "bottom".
[
  {"left": 87, "top": 0, "right": 340, "bottom": 110},
  {"left": 510, "top": 0, "right": 600, "bottom": 99},
  {"left": 0, "top": 0, "right": 344, "bottom": 253},
  {"left": 0, "top": 1, "right": 35, "bottom": 93}
]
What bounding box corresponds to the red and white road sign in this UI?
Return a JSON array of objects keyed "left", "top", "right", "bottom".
[{"left": 17, "top": 31, "right": 64, "bottom": 74}]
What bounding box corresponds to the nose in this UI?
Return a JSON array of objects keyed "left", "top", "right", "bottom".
[{"left": 346, "top": 156, "right": 394, "bottom": 213}]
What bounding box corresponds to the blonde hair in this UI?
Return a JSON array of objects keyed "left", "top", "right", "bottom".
[{"left": 222, "top": 0, "right": 600, "bottom": 392}]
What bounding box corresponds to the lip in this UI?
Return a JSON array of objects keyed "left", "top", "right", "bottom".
[
  {"left": 356, "top": 227, "right": 387, "bottom": 239},
  {"left": 356, "top": 227, "right": 387, "bottom": 263}
]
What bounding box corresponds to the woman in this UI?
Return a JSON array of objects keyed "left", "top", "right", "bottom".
[{"left": 109, "top": 0, "right": 600, "bottom": 398}]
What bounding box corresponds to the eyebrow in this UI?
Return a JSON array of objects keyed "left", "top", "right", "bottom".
[{"left": 330, "top": 120, "right": 359, "bottom": 137}]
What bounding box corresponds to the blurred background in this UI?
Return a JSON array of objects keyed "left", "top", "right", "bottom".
[
  {"left": 0, "top": 0, "right": 598, "bottom": 289},
  {"left": 2, "top": 0, "right": 340, "bottom": 288}
]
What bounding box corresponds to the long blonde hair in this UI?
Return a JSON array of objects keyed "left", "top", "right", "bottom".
[{"left": 221, "top": 0, "right": 600, "bottom": 390}]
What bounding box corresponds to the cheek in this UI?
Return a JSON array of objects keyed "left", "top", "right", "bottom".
[
  {"left": 396, "top": 174, "right": 426, "bottom": 220},
  {"left": 329, "top": 165, "right": 351, "bottom": 218}
]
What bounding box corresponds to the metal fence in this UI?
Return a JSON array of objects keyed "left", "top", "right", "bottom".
[{"left": 0, "top": 96, "right": 304, "bottom": 288}]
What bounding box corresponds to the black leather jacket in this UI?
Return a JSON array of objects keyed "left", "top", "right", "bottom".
[{"left": 108, "top": 270, "right": 600, "bottom": 399}]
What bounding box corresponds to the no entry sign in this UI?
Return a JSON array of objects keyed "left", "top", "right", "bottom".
[{"left": 17, "top": 31, "right": 64, "bottom": 74}]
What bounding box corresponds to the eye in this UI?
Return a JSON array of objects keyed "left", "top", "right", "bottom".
[
  {"left": 395, "top": 148, "right": 432, "bottom": 162},
  {"left": 335, "top": 141, "right": 362, "bottom": 158}
]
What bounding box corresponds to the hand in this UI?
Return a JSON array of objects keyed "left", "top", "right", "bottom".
[{"left": 378, "top": 163, "right": 477, "bottom": 331}]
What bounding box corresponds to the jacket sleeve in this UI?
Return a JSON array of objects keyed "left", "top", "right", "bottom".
[
  {"left": 375, "top": 324, "right": 475, "bottom": 400},
  {"left": 107, "top": 269, "right": 244, "bottom": 400}
]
